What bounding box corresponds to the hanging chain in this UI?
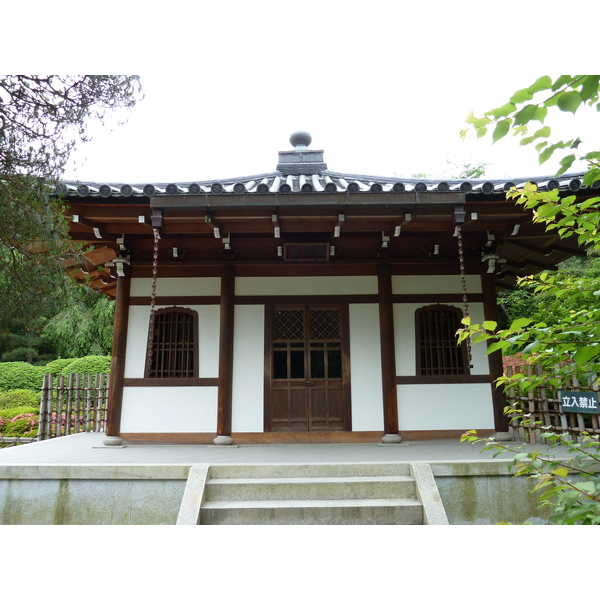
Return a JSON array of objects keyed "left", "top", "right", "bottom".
[
  {"left": 145, "top": 227, "right": 160, "bottom": 375},
  {"left": 456, "top": 225, "right": 473, "bottom": 367}
]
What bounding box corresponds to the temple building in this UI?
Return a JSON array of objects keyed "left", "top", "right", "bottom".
[{"left": 59, "top": 131, "right": 590, "bottom": 445}]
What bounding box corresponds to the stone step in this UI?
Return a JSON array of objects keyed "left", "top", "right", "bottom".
[
  {"left": 207, "top": 462, "right": 412, "bottom": 480},
  {"left": 205, "top": 475, "right": 416, "bottom": 501},
  {"left": 200, "top": 498, "right": 423, "bottom": 525}
]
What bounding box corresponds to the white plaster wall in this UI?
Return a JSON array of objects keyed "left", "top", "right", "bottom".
[
  {"left": 120, "top": 387, "right": 218, "bottom": 432},
  {"left": 231, "top": 305, "right": 265, "bottom": 432},
  {"left": 236, "top": 276, "right": 377, "bottom": 296},
  {"left": 124, "top": 305, "right": 220, "bottom": 378},
  {"left": 397, "top": 383, "right": 494, "bottom": 430},
  {"left": 394, "top": 302, "right": 489, "bottom": 376},
  {"left": 392, "top": 274, "right": 482, "bottom": 294},
  {"left": 130, "top": 277, "right": 221, "bottom": 296},
  {"left": 349, "top": 304, "right": 384, "bottom": 431}
]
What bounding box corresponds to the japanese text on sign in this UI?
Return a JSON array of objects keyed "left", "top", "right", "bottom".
[{"left": 559, "top": 391, "right": 599, "bottom": 414}]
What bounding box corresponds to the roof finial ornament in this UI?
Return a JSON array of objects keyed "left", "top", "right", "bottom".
[{"left": 290, "top": 130, "right": 312, "bottom": 149}]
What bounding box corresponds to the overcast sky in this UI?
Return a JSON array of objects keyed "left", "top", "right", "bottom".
[{"left": 12, "top": 2, "right": 600, "bottom": 186}]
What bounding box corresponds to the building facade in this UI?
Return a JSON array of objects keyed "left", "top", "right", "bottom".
[{"left": 61, "top": 132, "right": 589, "bottom": 444}]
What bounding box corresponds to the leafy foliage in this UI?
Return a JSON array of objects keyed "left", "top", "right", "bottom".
[
  {"left": 457, "top": 75, "right": 600, "bottom": 524},
  {"left": 0, "top": 389, "right": 40, "bottom": 410},
  {"left": 0, "top": 75, "right": 143, "bottom": 329},
  {"left": 61, "top": 355, "right": 111, "bottom": 375},
  {"left": 43, "top": 289, "right": 115, "bottom": 357},
  {"left": 0, "top": 412, "right": 39, "bottom": 437},
  {"left": 460, "top": 75, "right": 600, "bottom": 186},
  {"left": 0, "top": 362, "right": 45, "bottom": 392},
  {"left": 462, "top": 410, "right": 600, "bottom": 525},
  {"left": 43, "top": 358, "right": 78, "bottom": 375}
]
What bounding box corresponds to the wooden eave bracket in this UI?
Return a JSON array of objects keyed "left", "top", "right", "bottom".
[
  {"left": 334, "top": 214, "right": 345, "bottom": 238},
  {"left": 393, "top": 213, "right": 412, "bottom": 236},
  {"left": 205, "top": 214, "right": 223, "bottom": 238},
  {"left": 71, "top": 215, "right": 104, "bottom": 239},
  {"left": 106, "top": 255, "right": 131, "bottom": 277}
]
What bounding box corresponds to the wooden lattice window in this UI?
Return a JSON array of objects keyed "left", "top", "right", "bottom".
[
  {"left": 416, "top": 305, "right": 469, "bottom": 377},
  {"left": 145, "top": 307, "right": 198, "bottom": 378}
]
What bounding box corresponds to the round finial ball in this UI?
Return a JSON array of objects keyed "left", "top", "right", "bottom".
[{"left": 290, "top": 130, "right": 312, "bottom": 148}]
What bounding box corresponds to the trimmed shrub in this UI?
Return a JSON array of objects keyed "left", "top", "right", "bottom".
[
  {"left": 0, "top": 389, "right": 40, "bottom": 410},
  {"left": 44, "top": 358, "right": 78, "bottom": 375},
  {"left": 0, "top": 406, "right": 40, "bottom": 419},
  {"left": 0, "top": 362, "right": 45, "bottom": 392},
  {"left": 0, "top": 412, "right": 38, "bottom": 437},
  {"left": 61, "top": 355, "right": 111, "bottom": 375}
]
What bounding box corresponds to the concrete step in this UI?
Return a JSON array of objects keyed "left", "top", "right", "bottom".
[
  {"left": 176, "top": 462, "right": 448, "bottom": 525},
  {"left": 205, "top": 475, "right": 416, "bottom": 501},
  {"left": 200, "top": 498, "right": 423, "bottom": 525},
  {"left": 207, "top": 462, "right": 412, "bottom": 479}
]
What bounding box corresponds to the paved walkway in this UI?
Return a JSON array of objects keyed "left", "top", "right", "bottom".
[{"left": 0, "top": 432, "right": 570, "bottom": 465}]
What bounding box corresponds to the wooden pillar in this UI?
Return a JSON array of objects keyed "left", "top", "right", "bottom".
[
  {"left": 377, "top": 263, "right": 401, "bottom": 442},
  {"left": 482, "top": 272, "right": 510, "bottom": 434},
  {"left": 104, "top": 268, "right": 131, "bottom": 444},
  {"left": 215, "top": 264, "right": 235, "bottom": 444}
]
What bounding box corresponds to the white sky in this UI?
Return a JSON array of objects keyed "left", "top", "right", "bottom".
[{"left": 9, "top": 2, "right": 600, "bottom": 185}]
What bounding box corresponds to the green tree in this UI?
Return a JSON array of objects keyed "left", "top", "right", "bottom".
[
  {"left": 43, "top": 287, "right": 114, "bottom": 357},
  {"left": 457, "top": 75, "right": 600, "bottom": 524},
  {"left": 0, "top": 76, "right": 143, "bottom": 328}
]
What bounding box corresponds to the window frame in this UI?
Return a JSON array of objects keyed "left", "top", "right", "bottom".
[
  {"left": 415, "top": 304, "right": 470, "bottom": 379},
  {"left": 144, "top": 306, "right": 199, "bottom": 379}
]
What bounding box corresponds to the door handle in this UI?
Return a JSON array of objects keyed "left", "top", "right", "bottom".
[{"left": 305, "top": 380, "right": 313, "bottom": 386}]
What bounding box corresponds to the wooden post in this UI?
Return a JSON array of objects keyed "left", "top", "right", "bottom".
[
  {"left": 104, "top": 268, "right": 131, "bottom": 443},
  {"left": 377, "top": 263, "right": 401, "bottom": 442},
  {"left": 481, "top": 272, "right": 510, "bottom": 435},
  {"left": 215, "top": 264, "right": 235, "bottom": 444}
]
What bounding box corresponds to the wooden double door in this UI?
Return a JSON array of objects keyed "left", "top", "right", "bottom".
[{"left": 266, "top": 304, "right": 351, "bottom": 432}]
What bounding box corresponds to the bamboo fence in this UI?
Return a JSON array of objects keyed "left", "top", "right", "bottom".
[
  {"left": 37, "top": 373, "right": 110, "bottom": 441},
  {"left": 506, "top": 364, "right": 600, "bottom": 443}
]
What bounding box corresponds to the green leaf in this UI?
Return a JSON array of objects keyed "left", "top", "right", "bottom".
[
  {"left": 510, "top": 88, "right": 534, "bottom": 104},
  {"left": 483, "top": 320, "right": 497, "bottom": 332},
  {"left": 527, "top": 76, "right": 552, "bottom": 94},
  {"left": 551, "top": 75, "right": 574, "bottom": 91},
  {"left": 493, "top": 120, "right": 511, "bottom": 143},
  {"left": 513, "top": 104, "right": 538, "bottom": 126},
  {"left": 573, "top": 345, "right": 600, "bottom": 367},
  {"left": 556, "top": 154, "right": 577, "bottom": 176},
  {"left": 579, "top": 75, "right": 600, "bottom": 102},
  {"left": 533, "top": 106, "right": 548, "bottom": 123},
  {"left": 487, "top": 340, "right": 509, "bottom": 354},
  {"left": 583, "top": 169, "right": 600, "bottom": 186},
  {"left": 523, "top": 339, "right": 542, "bottom": 355},
  {"left": 539, "top": 147, "right": 555, "bottom": 164},
  {"left": 557, "top": 91, "right": 582, "bottom": 113},
  {"left": 509, "top": 318, "right": 533, "bottom": 331},
  {"left": 489, "top": 103, "right": 516, "bottom": 119},
  {"left": 533, "top": 126, "right": 551, "bottom": 139}
]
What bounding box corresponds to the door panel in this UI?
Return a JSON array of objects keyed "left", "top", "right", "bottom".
[{"left": 268, "top": 305, "right": 349, "bottom": 432}]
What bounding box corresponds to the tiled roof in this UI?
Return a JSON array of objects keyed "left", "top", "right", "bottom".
[
  {"left": 57, "top": 131, "right": 598, "bottom": 199},
  {"left": 58, "top": 170, "right": 594, "bottom": 199}
]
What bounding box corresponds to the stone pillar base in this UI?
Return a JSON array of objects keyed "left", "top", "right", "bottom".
[
  {"left": 381, "top": 433, "right": 402, "bottom": 444},
  {"left": 494, "top": 431, "right": 514, "bottom": 442},
  {"left": 214, "top": 435, "right": 234, "bottom": 445},
  {"left": 103, "top": 435, "right": 123, "bottom": 446}
]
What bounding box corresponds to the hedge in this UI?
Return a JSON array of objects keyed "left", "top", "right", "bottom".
[
  {"left": 0, "top": 389, "right": 40, "bottom": 410},
  {"left": 0, "top": 362, "right": 45, "bottom": 392},
  {"left": 44, "top": 358, "right": 78, "bottom": 375},
  {"left": 61, "top": 355, "right": 111, "bottom": 375}
]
